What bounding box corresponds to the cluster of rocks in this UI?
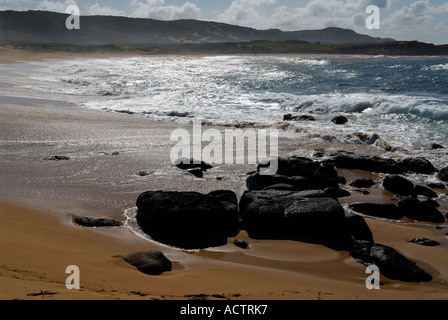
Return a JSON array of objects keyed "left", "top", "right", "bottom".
[
  {"left": 283, "top": 114, "right": 348, "bottom": 125},
  {"left": 134, "top": 153, "right": 447, "bottom": 282}
]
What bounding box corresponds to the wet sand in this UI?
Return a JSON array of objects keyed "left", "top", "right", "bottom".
[{"left": 1, "top": 50, "right": 447, "bottom": 300}]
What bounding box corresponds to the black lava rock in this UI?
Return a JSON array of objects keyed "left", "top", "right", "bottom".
[
  {"left": 239, "top": 189, "right": 352, "bottom": 250},
  {"left": 334, "top": 154, "right": 404, "bottom": 174},
  {"left": 74, "top": 217, "right": 123, "bottom": 228},
  {"left": 438, "top": 167, "right": 448, "bottom": 182},
  {"left": 383, "top": 175, "right": 414, "bottom": 196},
  {"left": 398, "top": 196, "right": 445, "bottom": 223},
  {"left": 350, "top": 241, "right": 432, "bottom": 283},
  {"left": 350, "top": 179, "right": 375, "bottom": 188},
  {"left": 331, "top": 116, "right": 348, "bottom": 125},
  {"left": 115, "top": 251, "right": 172, "bottom": 276},
  {"left": 136, "top": 190, "right": 239, "bottom": 249},
  {"left": 409, "top": 238, "right": 440, "bottom": 247}
]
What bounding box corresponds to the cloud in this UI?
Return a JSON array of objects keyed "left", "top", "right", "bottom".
[
  {"left": 380, "top": 1, "right": 448, "bottom": 43},
  {"left": 37, "top": 0, "right": 78, "bottom": 14},
  {"left": 128, "top": 0, "right": 201, "bottom": 20},
  {"left": 217, "top": 0, "right": 278, "bottom": 28},
  {"left": 85, "top": 3, "right": 126, "bottom": 16},
  {"left": 358, "top": 0, "right": 389, "bottom": 9},
  {"left": 217, "top": 0, "right": 392, "bottom": 30},
  {"left": 385, "top": 1, "right": 448, "bottom": 26}
]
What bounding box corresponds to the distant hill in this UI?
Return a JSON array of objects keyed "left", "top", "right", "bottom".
[
  {"left": 285, "top": 27, "right": 396, "bottom": 44},
  {"left": 0, "top": 10, "right": 396, "bottom": 46}
]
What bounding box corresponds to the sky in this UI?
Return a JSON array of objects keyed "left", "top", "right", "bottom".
[{"left": 1, "top": 0, "right": 447, "bottom": 44}]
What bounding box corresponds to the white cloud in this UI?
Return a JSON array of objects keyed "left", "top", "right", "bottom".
[
  {"left": 217, "top": 0, "right": 278, "bottom": 28},
  {"left": 216, "top": 0, "right": 392, "bottom": 30},
  {"left": 129, "top": 0, "right": 201, "bottom": 20},
  {"left": 380, "top": 1, "right": 448, "bottom": 43},
  {"left": 85, "top": 3, "right": 126, "bottom": 16},
  {"left": 385, "top": 1, "right": 448, "bottom": 26},
  {"left": 358, "top": 0, "right": 389, "bottom": 9},
  {"left": 37, "top": 0, "right": 78, "bottom": 14}
]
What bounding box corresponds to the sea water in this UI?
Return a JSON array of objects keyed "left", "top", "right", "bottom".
[{"left": 8, "top": 55, "right": 448, "bottom": 168}]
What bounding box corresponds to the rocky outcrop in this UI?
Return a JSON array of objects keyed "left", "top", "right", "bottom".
[
  {"left": 350, "top": 241, "right": 432, "bottom": 283},
  {"left": 438, "top": 167, "right": 448, "bottom": 182},
  {"left": 333, "top": 154, "right": 404, "bottom": 174},
  {"left": 239, "top": 189, "right": 352, "bottom": 250},
  {"left": 430, "top": 143, "right": 443, "bottom": 150},
  {"left": 283, "top": 114, "right": 316, "bottom": 121},
  {"left": 427, "top": 183, "right": 446, "bottom": 190},
  {"left": 399, "top": 157, "right": 436, "bottom": 174},
  {"left": 136, "top": 190, "right": 240, "bottom": 249},
  {"left": 345, "top": 213, "right": 374, "bottom": 243},
  {"left": 397, "top": 196, "right": 445, "bottom": 223},
  {"left": 115, "top": 251, "right": 172, "bottom": 276},
  {"left": 350, "top": 179, "right": 375, "bottom": 188},
  {"left": 411, "top": 185, "right": 438, "bottom": 199},
  {"left": 382, "top": 175, "right": 414, "bottom": 196},
  {"left": 331, "top": 116, "right": 348, "bottom": 124}
]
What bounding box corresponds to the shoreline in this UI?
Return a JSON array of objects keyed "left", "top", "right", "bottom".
[
  {"left": 1, "top": 52, "right": 447, "bottom": 300},
  {"left": 1, "top": 46, "right": 443, "bottom": 65}
]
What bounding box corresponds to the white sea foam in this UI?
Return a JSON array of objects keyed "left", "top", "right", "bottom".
[{"left": 422, "top": 63, "right": 448, "bottom": 71}]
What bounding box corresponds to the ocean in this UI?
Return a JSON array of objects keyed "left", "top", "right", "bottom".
[{"left": 6, "top": 55, "right": 448, "bottom": 168}]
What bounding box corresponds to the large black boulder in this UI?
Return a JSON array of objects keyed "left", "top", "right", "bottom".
[
  {"left": 438, "top": 166, "right": 448, "bottom": 182},
  {"left": 239, "top": 189, "right": 352, "bottom": 250},
  {"left": 350, "top": 179, "right": 375, "bottom": 188},
  {"left": 348, "top": 202, "right": 403, "bottom": 220},
  {"left": 411, "top": 185, "right": 438, "bottom": 199},
  {"left": 399, "top": 157, "right": 436, "bottom": 174},
  {"left": 350, "top": 241, "right": 432, "bottom": 283},
  {"left": 136, "top": 190, "right": 240, "bottom": 249},
  {"left": 344, "top": 213, "right": 374, "bottom": 243},
  {"left": 115, "top": 251, "right": 172, "bottom": 276},
  {"left": 398, "top": 196, "right": 445, "bottom": 223},
  {"left": 382, "top": 175, "right": 414, "bottom": 196},
  {"left": 331, "top": 115, "right": 348, "bottom": 125},
  {"left": 334, "top": 154, "right": 404, "bottom": 174},
  {"left": 427, "top": 182, "right": 446, "bottom": 190}
]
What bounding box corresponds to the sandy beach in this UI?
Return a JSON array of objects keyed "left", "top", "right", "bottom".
[{"left": 1, "top": 49, "right": 447, "bottom": 301}]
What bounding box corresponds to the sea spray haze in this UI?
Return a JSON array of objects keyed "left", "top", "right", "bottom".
[{"left": 19, "top": 55, "right": 448, "bottom": 168}]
